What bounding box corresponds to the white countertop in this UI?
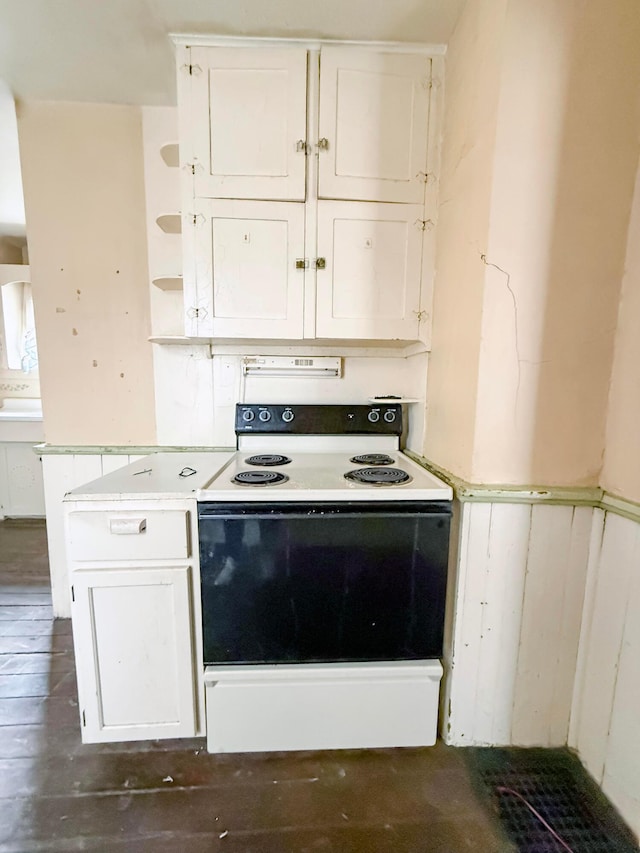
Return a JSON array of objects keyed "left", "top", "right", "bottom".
[
  {"left": 0, "top": 398, "right": 43, "bottom": 422},
  {"left": 65, "top": 451, "right": 235, "bottom": 501}
]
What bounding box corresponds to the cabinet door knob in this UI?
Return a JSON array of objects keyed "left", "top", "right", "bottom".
[
  {"left": 295, "top": 258, "right": 309, "bottom": 270},
  {"left": 316, "top": 138, "right": 330, "bottom": 151},
  {"left": 295, "top": 140, "right": 309, "bottom": 154},
  {"left": 315, "top": 258, "right": 326, "bottom": 270}
]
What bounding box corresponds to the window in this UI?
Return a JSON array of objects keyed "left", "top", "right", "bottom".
[{"left": 1, "top": 280, "right": 39, "bottom": 372}]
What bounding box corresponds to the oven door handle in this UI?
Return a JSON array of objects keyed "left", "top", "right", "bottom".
[{"left": 198, "top": 502, "right": 452, "bottom": 521}]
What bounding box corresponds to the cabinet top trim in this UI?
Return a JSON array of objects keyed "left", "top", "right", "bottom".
[{"left": 169, "top": 34, "right": 447, "bottom": 55}]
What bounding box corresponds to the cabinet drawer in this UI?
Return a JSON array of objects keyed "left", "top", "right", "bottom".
[{"left": 67, "top": 510, "right": 190, "bottom": 562}]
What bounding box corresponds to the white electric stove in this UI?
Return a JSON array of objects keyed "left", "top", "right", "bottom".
[
  {"left": 197, "top": 404, "right": 452, "bottom": 754},
  {"left": 197, "top": 403, "right": 452, "bottom": 502}
]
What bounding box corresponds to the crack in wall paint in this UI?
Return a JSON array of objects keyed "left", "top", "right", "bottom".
[{"left": 480, "top": 253, "right": 521, "bottom": 405}]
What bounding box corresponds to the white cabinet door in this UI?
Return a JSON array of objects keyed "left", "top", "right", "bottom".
[
  {"left": 316, "top": 201, "right": 423, "bottom": 340},
  {"left": 186, "top": 47, "right": 308, "bottom": 201},
  {"left": 71, "top": 565, "right": 198, "bottom": 743},
  {"left": 318, "top": 49, "right": 431, "bottom": 204},
  {"left": 187, "top": 199, "right": 306, "bottom": 339}
]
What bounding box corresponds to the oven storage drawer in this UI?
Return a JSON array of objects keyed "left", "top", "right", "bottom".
[
  {"left": 204, "top": 660, "right": 443, "bottom": 753},
  {"left": 67, "top": 509, "right": 191, "bottom": 562},
  {"left": 198, "top": 501, "right": 451, "bottom": 666}
]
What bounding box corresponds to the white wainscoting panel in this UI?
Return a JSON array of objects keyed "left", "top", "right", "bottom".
[
  {"left": 42, "top": 454, "right": 146, "bottom": 618},
  {"left": 0, "top": 442, "right": 45, "bottom": 518},
  {"left": 511, "top": 504, "right": 591, "bottom": 745},
  {"left": 570, "top": 509, "right": 640, "bottom": 838},
  {"left": 445, "top": 502, "right": 530, "bottom": 745},
  {"left": 444, "top": 501, "right": 593, "bottom": 747}
]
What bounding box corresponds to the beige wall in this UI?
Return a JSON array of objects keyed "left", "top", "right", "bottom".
[
  {"left": 601, "top": 160, "right": 640, "bottom": 503},
  {"left": 18, "top": 101, "right": 157, "bottom": 445},
  {"left": 424, "top": 0, "right": 509, "bottom": 481},
  {"left": 428, "top": 0, "right": 640, "bottom": 487}
]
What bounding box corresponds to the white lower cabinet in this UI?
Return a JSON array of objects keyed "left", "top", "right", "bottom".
[
  {"left": 66, "top": 498, "right": 204, "bottom": 744},
  {"left": 71, "top": 565, "right": 198, "bottom": 743}
]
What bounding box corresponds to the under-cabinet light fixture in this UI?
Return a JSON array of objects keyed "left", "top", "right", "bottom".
[{"left": 242, "top": 356, "right": 342, "bottom": 378}]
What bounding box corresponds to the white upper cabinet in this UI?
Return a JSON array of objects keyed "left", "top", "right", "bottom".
[
  {"left": 316, "top": 201, "right": 424, "bottom": 340},
  {"left": 185, "top": 48, "right": 308, "bottom": 201},
  {"left": 176, "top": 41, "right": 441, "bottom": 345},
  {"left": 317, "top": 49, "right": 431, "bottom": 204},
  {"left": 190, "top": 198, "right": 305, "bottom": 339}
]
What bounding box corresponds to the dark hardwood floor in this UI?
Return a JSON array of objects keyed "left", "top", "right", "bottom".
[{"left": 0, "top": 518, "right": 513, "bottom": 852}]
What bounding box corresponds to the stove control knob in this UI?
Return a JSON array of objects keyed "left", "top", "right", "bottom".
[
  {"left": 383, "top": 410, "right": 397, "bottom": 423},
  {"left": 242, "top": 410, "right": 255, "bottom": 422},
  {"left": 368, "top": 410, "right": 380, "bottom": 423},
  {"left": 258, "top": 410, "right": 272, "bottom": 422},
  {"left": 282, "top": 409, "right": 295, "bottom": 423}
]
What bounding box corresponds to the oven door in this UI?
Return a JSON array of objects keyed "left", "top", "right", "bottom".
[{"left": 198, "top": 501, "right": 451, "bottom": 666}]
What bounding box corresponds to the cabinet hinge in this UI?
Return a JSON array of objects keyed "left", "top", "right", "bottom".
[
  {"left": 71, "top": 586, "right": 75, "bottom": 603},
  {"left": 188, "top": 213, "right": 205, "bottom": 227},
  {"left": 416, "top": 172, "right": 435, "bottom": 184},
  {"left": 82, "top": 710, "right": 86, "bottom": 727},
  {"left": 414, "top": 219, "right": 435, "bottom": 232},
  {"left": 182, "top": 63, "right": 202, "bottom": 76},
  {"left": 413, "top": 309, "right": 428, "bottom": 322}
]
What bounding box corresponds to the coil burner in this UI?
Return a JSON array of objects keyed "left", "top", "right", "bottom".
[
  {"left": 344, "top": 467, "right": 411, "bottom": 486},
  {"left": 245, "top": 454, "right": 292, "bottom": 466},
  {"left": 349, "top": 454, "right": 394, "bottom": 466},
  {"left": 232, "top": 470, "right": 289, "bottom": 486}
]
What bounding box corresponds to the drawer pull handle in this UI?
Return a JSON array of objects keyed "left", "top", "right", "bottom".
[{"left": 109, "top": 518, "right": 147, "bottom": 535}]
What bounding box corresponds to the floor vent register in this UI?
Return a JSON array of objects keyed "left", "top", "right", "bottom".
[{"left": 468, "top": 748, "right": 638, "bottom": 853}]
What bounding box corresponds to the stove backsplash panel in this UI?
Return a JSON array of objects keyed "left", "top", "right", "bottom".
[{"left": 154, "top": 349, "right": 428, "bottom": 449}]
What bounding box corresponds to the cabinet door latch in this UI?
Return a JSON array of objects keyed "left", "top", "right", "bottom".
[
  {"left": 295, "top": 258, "right": 309, "bottom": 270},
  {"left": 186, "top": 305, "right": 209, "bottom": 321}
]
